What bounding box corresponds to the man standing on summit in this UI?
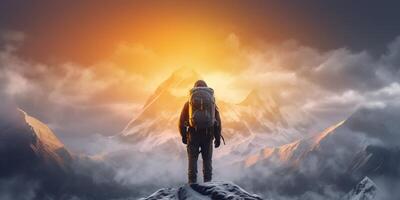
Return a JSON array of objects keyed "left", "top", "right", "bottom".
[{"left": 179, "top": 80, "right": 222, "bottom": 184}]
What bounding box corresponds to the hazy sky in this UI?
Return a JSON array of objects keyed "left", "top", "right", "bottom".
[
  {"left": 1, "top": 0, "right": 400, "bottom": 64},
  {"left": 1, "top": 1, "right": 400, "bottom": 153}
]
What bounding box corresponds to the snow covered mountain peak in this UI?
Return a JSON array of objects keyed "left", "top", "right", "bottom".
[
  {"left": 140, "top": 181, "right": 263, "bottom": 200},
  {"left": 20, "top": 109, "right": 64, "bottom": 151},
  {"left": 0, "top": 108, "right": 72, "bottom": 170},
  {"left": 244, "top": 120, "right": 346, "bottom": 167},
  {"left": 120, "top": 67, "right": 200, "bottom": 138},
  {"left": 119, "top": 69, "right": 311, "bottom": 155},
  {"left": 239, "top": 89, "right": 264, "bottom": 106},
  {"left": 342, "top": 177, "right": 378, "bottom": 200},
  {"left": 312, "top": 119, "right": 345, "bottom": 146},
  {"left": 142, "top": 67, "right": 201, "bottom": 108}
]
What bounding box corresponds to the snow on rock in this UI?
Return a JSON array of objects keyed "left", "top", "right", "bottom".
[
  {"left": 140, "top": 181, "right": 263, "bottom": 200},
  {"left": 119, "top": 67, "right": 310, "bottom": 162},
  {"left": 21, "top": 109, "right": 65, "bottom": 151},
  {"left": 244, "top": 120, "right": 346, "bottom": 167},
  {"left": 342, "top": 177, "right": 378, "bottom": 200},
  {"left": 0, "top": 107, "right": 72, "bottom": 172}
]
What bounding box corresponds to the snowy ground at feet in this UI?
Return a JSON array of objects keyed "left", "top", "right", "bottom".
[{"left": 140, "top": 181, "right": 263, "bottom": 200}]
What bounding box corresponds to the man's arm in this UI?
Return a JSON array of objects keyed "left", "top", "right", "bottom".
[
  {"left": 214, "top": 105, "right": 222, "bottom": 147},
  {"left": 178, "top": 102, "right": 189, "bottom": 142}
]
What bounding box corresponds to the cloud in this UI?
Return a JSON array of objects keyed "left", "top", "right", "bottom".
[
  {"left": 346, "top": 104, "right": 400, "bottom": 147},
  {"left": 0, "top": 34, "right": 153, "bottom": 141},
  {"left": 2, "top": 29, "right": 400, "bottom": 152},
  {"left": 2, "top": 30, "right": 400, "bottom": 199},
  {"left": 0, "top": 177, "right": 39, "bottom": 200},
  {"left": 247, "top": 37, "right": 400, "bottom": 130},
  {"left": 381, "top": 36, "right": 400, "bottom": 75},
  {"left": 244, "top": 40, "right": 391, "bottom": 92},
  {"left": 301, "top": 49, "right": 383, "bottom": 92}
]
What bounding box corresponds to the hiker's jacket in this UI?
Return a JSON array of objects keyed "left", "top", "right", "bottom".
[{"left": 178, "top": 101, "right": 222, "bottom": 142}]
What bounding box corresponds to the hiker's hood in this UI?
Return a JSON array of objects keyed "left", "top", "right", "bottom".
[{"left": 194, "top": 80, "right": 207, "bottom": 87}]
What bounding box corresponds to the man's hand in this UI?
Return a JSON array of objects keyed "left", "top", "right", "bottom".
[
  {"left": 214, "top": 139, "right": 220, "bottom": 148},
  {"left": 182, "top": 136, "right": 187, "bottom": 145}
]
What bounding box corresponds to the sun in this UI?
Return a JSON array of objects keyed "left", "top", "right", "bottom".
[{"left": 201, "top": 72, "right": 248, "bottom": 104}]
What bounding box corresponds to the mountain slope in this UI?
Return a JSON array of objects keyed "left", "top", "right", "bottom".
[
  {"left": 0, "top": 108, "right": 72, "bottom": 178},
  {"left": 140, "top": 182, "right": 263, "bottom": 200},
  {"left": 22, "top": 109, "right": 73, "bottom": 168},
  {"left": 119, "top": 68, "right": 309, "bottom": 154},
  {"left": 244, "top": 120, "right": 346, "bottom": 167},
  {"left": 119, "top": 67, "right": 201, "bottom": 148},
  {"left": 240, "top": 104, "right": 400, "bottom": 198},
  {"left": 0, "top": 107, "right": 138, "bottom": 199},
  {"left": 342, "top": 177, "right": 378, "bottom": 200},
  {"left": 24, "top": 110, "right": 64, "bottom": 151}
]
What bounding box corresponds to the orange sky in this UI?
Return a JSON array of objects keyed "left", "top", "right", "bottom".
[
  {"left": 0, "top": 1, "right": 326, "bottom": 104},
  {"left": 2, "top": 1, "right": 400, "bottom": 140},
  {"left": 2, "top": 1, "right": 324, "bottom": 65}
]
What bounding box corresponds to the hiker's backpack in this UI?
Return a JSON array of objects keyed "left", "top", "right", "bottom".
[{"left": 188, "top": 87, "right": 216, "bottom": 129}]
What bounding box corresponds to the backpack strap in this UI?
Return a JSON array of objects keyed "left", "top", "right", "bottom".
[{"left": 221, "top": 134, "right": 226, "bottom": 145}]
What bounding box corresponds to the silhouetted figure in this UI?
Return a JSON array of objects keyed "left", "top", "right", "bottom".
[{"left": 179, "top": 80, "right": 222, "bottom": 183}]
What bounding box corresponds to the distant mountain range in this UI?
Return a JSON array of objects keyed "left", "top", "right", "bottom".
[
  {"left": 119, "top": 67, "right": 311, "bottom": 160},
  {"left": 1, "top": 68, "right": 399, "bottom": 199},
  {"left": 237, "top": 104, "right": 400, "bottom": 198},
  {"left": 117, "top": 68, "right": 400, "bottom": 199},
  {"left": 0, "top": 107, "right": 136, "bottom": 199}
]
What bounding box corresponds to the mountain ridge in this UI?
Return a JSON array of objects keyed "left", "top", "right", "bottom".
[{"left": 119, "top": 68, "right": 306, "bottom": 152}]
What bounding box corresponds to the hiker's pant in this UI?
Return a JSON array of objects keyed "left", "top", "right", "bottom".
[{"left": 187, "top": 137, "right": 213, "bottom": 184}]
